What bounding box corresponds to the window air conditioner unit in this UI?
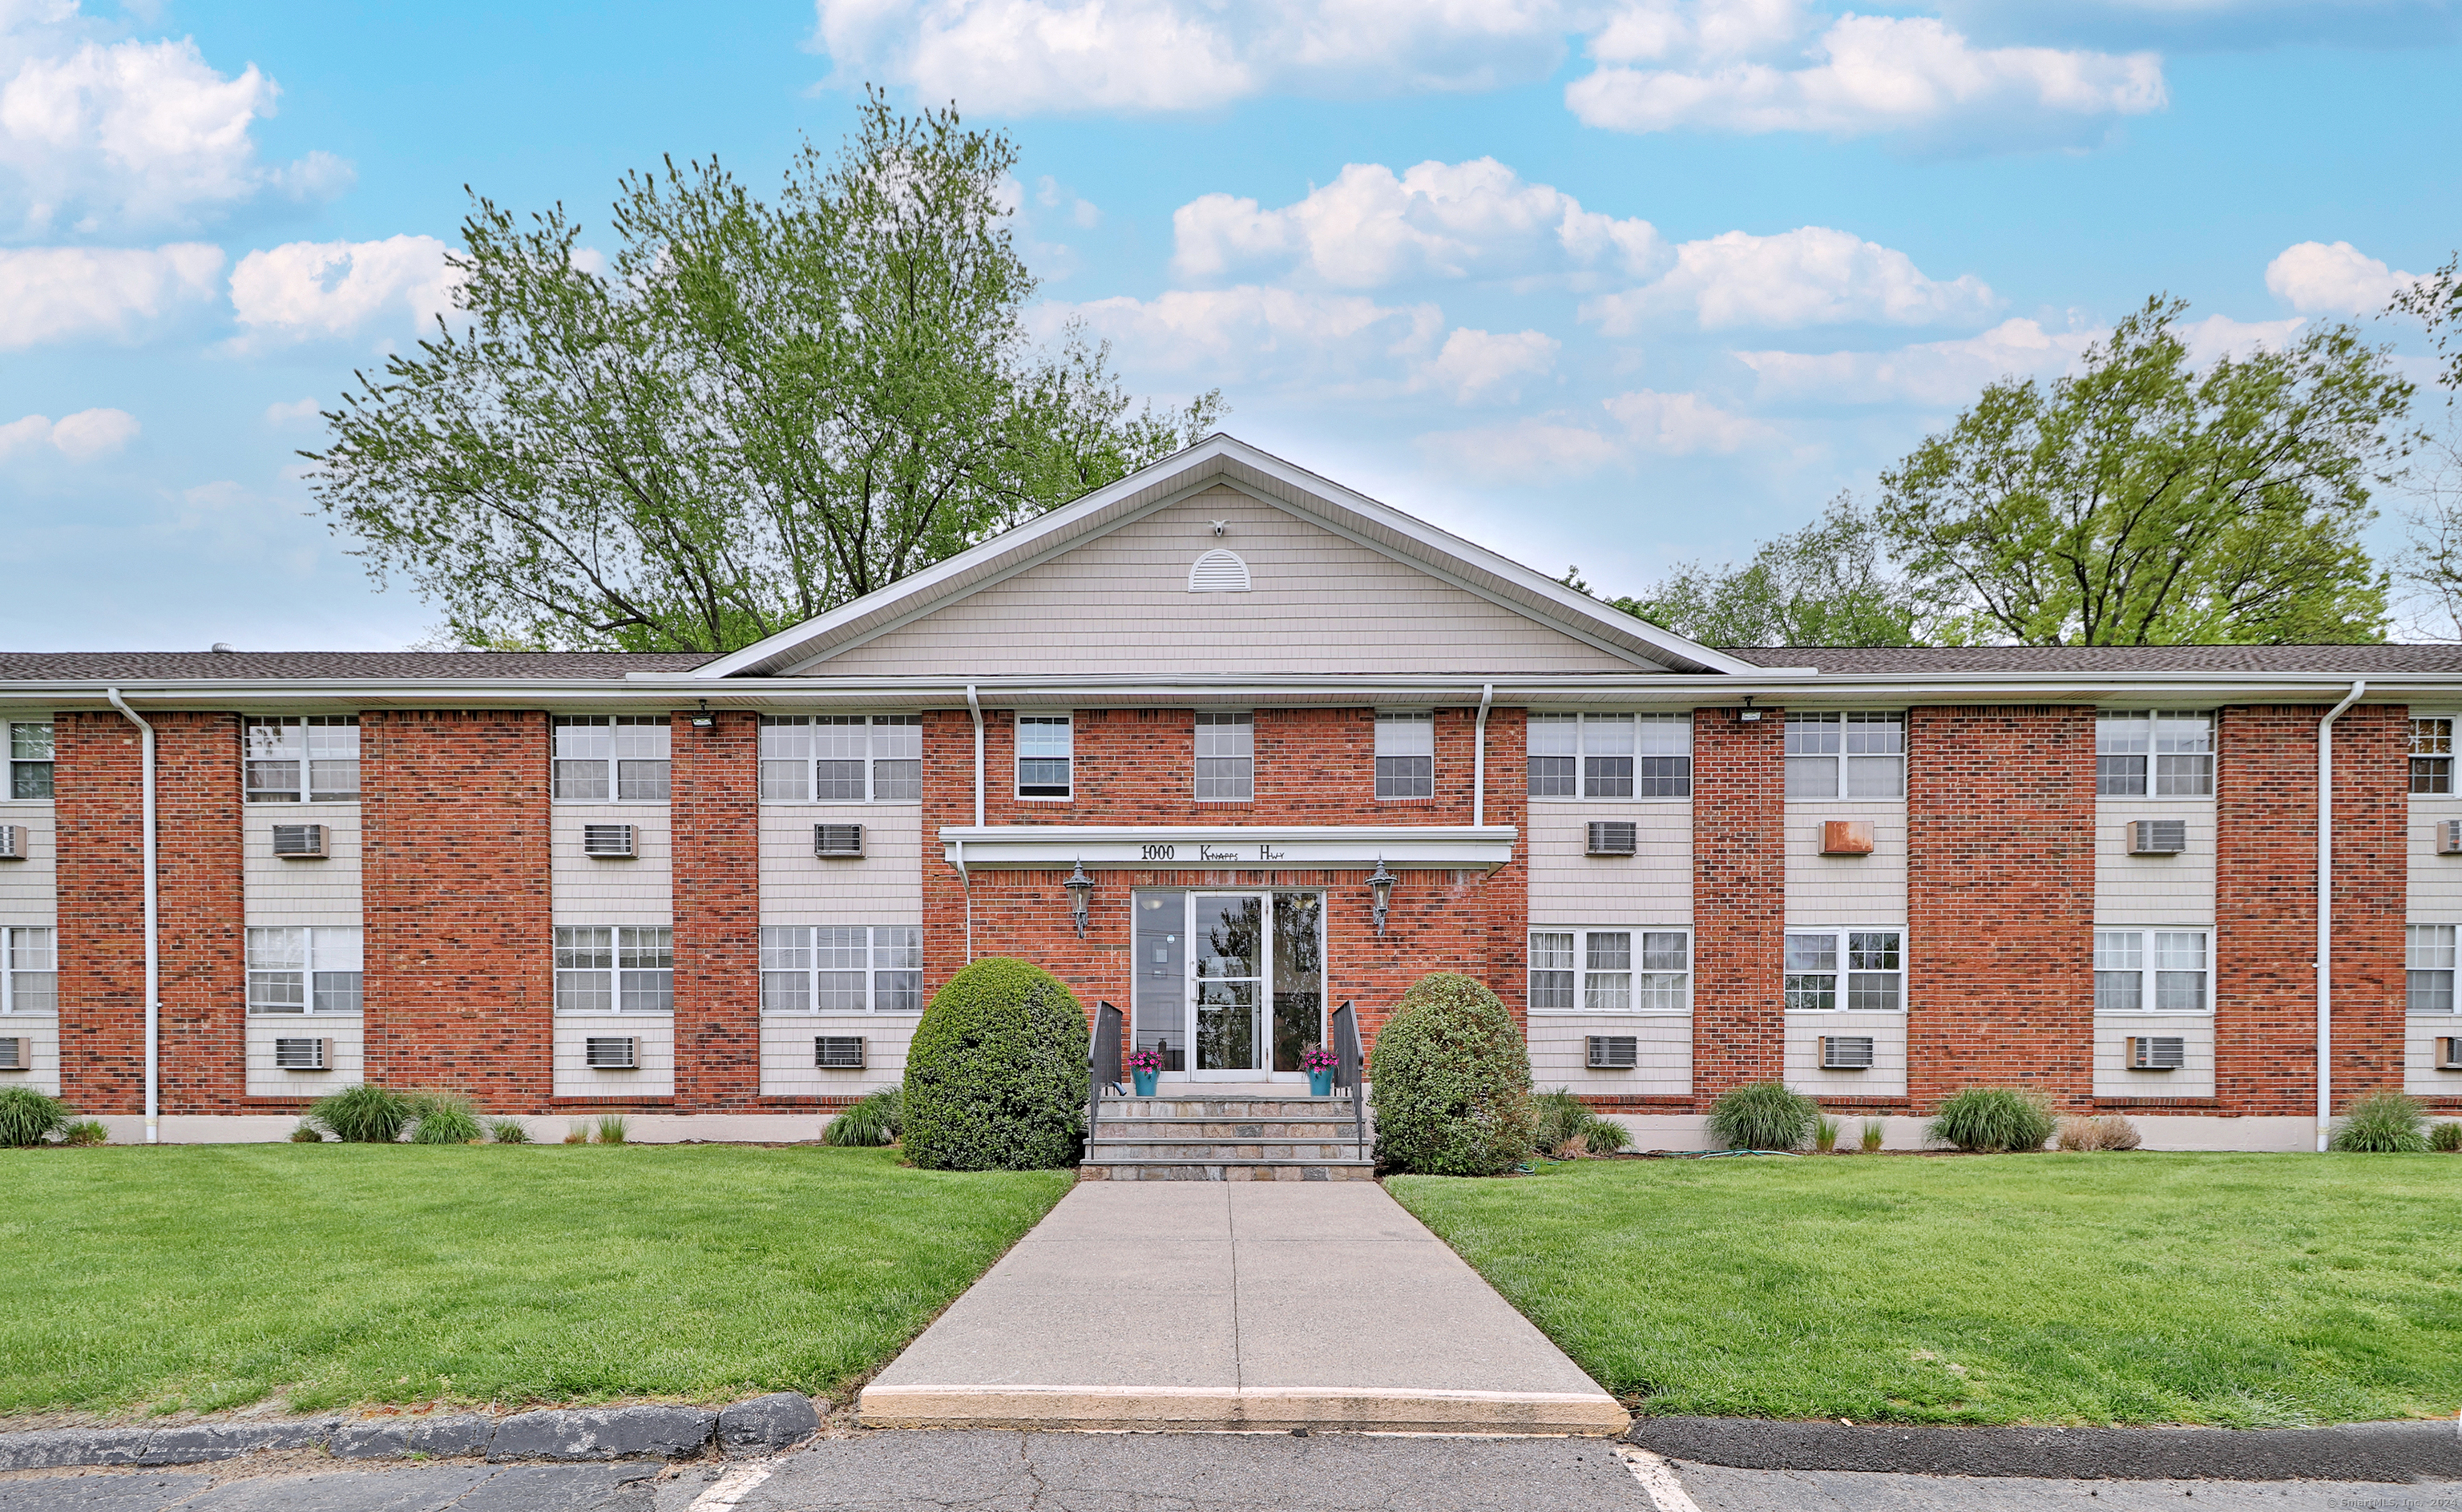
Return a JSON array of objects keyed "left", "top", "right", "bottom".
[
  {"left": 2129, "top": 821, "right": 2187, "bottom": 856},
  {"left": 1585, "top": 821, "right": 1637, "bottom": 857},
  {"left": 0, "top": 825, "right": 26, "bottom": 861},
  {"left": 582, "top": 824, "right": 636, "bottom": 859},
  {"left": 2129, "top": 1035, "right": 2186, "bottom": 1070},
  {"left": 1585, "top": 1034, "right": 1638, "bottom": 1070},
  {"left": 1819, "top": 1034, "right": 1875, "bottom": 1070},
  {"left": 2436, "top": 1036, "right": 2462, "bottom": 1071},
  {"left": 0, "top": 1037, "right": 27, "bottom": 1071},
  {"left": 1821, "top": 820, "right": 1875, "bottom": 857},
  {"left": 270, "top": 824, "right": 328, "bottom": 859},
  {"left": 813, "top": 823, "right": 866, "bottom": 858},
  {"left": 585, "top": 1035, "right": 639, "bottom": 1069},
  {"left": 272, "top": 1036, "right": 331, "bottom": 1071},
  {"left": 2440, "top": 820, "right": 2462, "bottom": 856},
  {"left": 815, "top": 1035, "right": 866, "bottom": 1069}
]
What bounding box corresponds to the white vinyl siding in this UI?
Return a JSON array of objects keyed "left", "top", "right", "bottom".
[
  {"left": 1, "top": 925, "right": 54, "bottom": 1014},
  {"left": 1194, "top": 712, "right": 1253, "bottom": 801},
  {"left": 555, "top": 925, "right": 673, "bottom": 1013},
  {"left": 760, "top": 715, "right": 921, "bottom": 802},
  {"left": 1528, "top": 713, "right": 1689, "bottom": 799},
  {"left": 242, "top": 716, "right": 359, "bottom": 802},
  {"left": 245, "top": 925, "right": 363, "bottom": 1014},
  {"left": 760, "top": 925, "right": 923, "bottom": 1014},
  {"left": 553, "top": 716, "right": 671, "bottom": 802},
  {"left": 1530, "top": 927, "right": 1689, "bottom": 1014},
  {"left": 1785, "top": 712, "right": 1903, "bottom": 799},
  {"left": 2093, "top": 928, "right": 2210, "bottom": 1013},
  {"left": 1375, "top": 712, "right": 1433, "bottom": 800}
]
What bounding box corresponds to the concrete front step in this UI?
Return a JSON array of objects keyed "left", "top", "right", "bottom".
[
  {"left": 1089, "top": 1139, "right": 1366, "bottom": 1163},
  {"left": 1077, "top": 1159, "right": 1378, "bottom": 1182},
  {"left": 1091, "top": 1119, "right": 1361, "bottom": 1140}
]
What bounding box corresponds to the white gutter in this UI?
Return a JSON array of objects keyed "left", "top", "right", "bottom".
[
  {"left": 104, "top": 687, "right": 159, "bottom": 1146},
  {"left": 964, "top": 684, "right": 983, "bottom": 962},
  {"left": 1473, "top": 683, "right": 1494, "bottom": 827},
  {"left": 2315, "top": 679, "right": 2366, "bottom": 1153}
]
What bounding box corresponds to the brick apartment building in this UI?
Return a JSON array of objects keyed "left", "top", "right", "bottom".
[{"left": 3, "top": 436, "right": 2458, "bottom": 1148}]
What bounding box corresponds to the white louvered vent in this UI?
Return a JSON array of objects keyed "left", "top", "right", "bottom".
[
  {"left": 815, "top": 1035, "right": 866, "bottom": 1069},
  {"left": 813, "top": 824, "right": 865, "bottom": 857},
  {"left": 582, "top": 824, "right": 636, "bottom": 859},
  {"left": 2439, "top": 1036, "right": 2462, "bottom": 1070},
  {"left": 2440, "top": 820, "right": 2462, "bottom": 856},
  {"left": 0, "top": 825, "right": 26, "bottom": 861},
  {"left": 1586, "top": 1035, "right": 1638, "bottom": 1070},
  {"left": 1586, "top": 821, "right": 1638, "bottom": 857},
  {"left": 1820, "top": 1035, "right": 1876, "bottom": 1070},
  {"left": 2129, "top": 820, "right": 2187, "bottom": 855},
  {"left": 585, "top": 1035, "right": 638, "bottom": 1069},
  {"left": 1188, "top": 549, "right": 1251, "bottom": 593},
  {"left": 273, "top": 1036, "right": 330, "bottom": 1071},
  {"left": 271, "top": 824, "right": 328, "bottom": 859},
  {"left": 0, "top": 1037, "right": 27, "bottom": 1071},
  {"left": 2129, "top": 1035, "right": 2186, "bottom": 1070}
]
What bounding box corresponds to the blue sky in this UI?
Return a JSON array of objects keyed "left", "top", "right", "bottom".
[{"left": 2, "top": 0, "right": 2456, "bottom": 651}]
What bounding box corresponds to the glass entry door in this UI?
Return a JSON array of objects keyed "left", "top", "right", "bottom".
[{"left": 1177, "top": 891, "right": 1323, "bottom": 1083}]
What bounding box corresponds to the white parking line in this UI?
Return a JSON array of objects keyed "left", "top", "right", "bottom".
[
  {"left": 685, "top": 1463, "right": 775, "bottom": 1510},
  {"left": 1616, "top": 1445, "right": 1705, "bottom": 1512}
]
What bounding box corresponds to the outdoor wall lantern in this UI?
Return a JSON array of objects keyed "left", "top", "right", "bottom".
[
  {"left": 1366, "top": 857, "right": 1396, "bottom": 937},
  {"left": 1064, "top": 857, "right": 1096, "bottom": 937}
]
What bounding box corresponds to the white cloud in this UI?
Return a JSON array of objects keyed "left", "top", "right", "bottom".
[
  {"left": 1033, "top": 284, "right": 1443, "bottom": 389},
  {"left": 0, "top": 241, "right": 221, "bottom": 347},
  {"left": 2176, "top": 312, "right": 2304, "bottom": 365},
  {"left": 1587, "top": 225, "right": 1997, "bottom": 332},
  {"left": 227, "top": 235, "right": 459, "bottom": 346},
  {"left": 1417, "top": 384, "right": 1775, "bottom": 485},
  {"left": 1736, "top": 316, "right": 2096, "bottom": 404},
  {"left": 0, "top": 405, "right": 139, "bottom": 460},
  {"left": 1604, "top": 387, "right": 1775, "bottom": 454},
  {"left": 1419, "top": 327, "right": 1560, "bottom": 405},
  {"left": 263, "top": 396, "right": 321, "bottom": 425},
  {"left": 2265, "top": 240, "right": 2421, "bottom": 316},
  {"left": 0, "top": 411, "right": 51, "bottom": 456},
  {"left": 1172, "top": 157, "right": 1664, "bottom": 289}
]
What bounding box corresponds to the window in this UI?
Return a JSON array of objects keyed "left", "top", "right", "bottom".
[
  {"left": 245, "top": 926, "right": 364, "bottom": 1014},
  {"left": 1529, "top": 713, "right": 1691, "bottom": 799},
  {"left": 1528, "top": 928, "right": 1689, "bottom": 1013},
  {"left": 1784, "top": 929, "right": 1904, "bottom": 1011},
  {"left": 1, "top": 926, "right": 54, "bottom": 1014},
  {"left": 1195, "top": 712, "right": 1253, "bottom": 801},
  {"left": 1015, "top": 714, "right": 1072, "bottom": 799},
  {"left": 2412, "top": 718, "right": 2453, "bottom": 795},
  {"left": 1784, "top": 712, "right": 1903, "bottom": 799},
  {"left": 2097, "top": 712, "right": 2214, "bottom": 797},
  {"left": 241, "top": 716, "right": 358, "bottom": 803},
  {"left": 5, "top": 721, "right": 52, "bottom": 800},
  {"left": 553, "top": 716, "right": 670, "bottom": 801},
  {"left": 760, "top": 925, "right": 923, "bottom": 1013},
  {"left": 554, "top": 926, "right": 672, "bottom": 1012},
  {"left": 1375, "top": 712, "right": 1433, "bottom": 800},
  {"left": 2093, "top": 929, "right": 2209, "bottom": 1012},
  {"left": 760, "top": 716, "right": 921, "bottom": 802},
  {"left": 2408, "top": 925, "right": 2456, "bottom": 1013}
]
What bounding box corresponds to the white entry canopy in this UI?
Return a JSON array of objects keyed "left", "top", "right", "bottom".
[{"left": 939, "top": 824, "right": 1516, "bottom": 871}]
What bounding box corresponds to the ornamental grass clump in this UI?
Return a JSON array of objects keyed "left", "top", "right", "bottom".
[
  {"left": 595, "top": 1115, "right": 628, "bottom": 1146},
  {"left": 2056, "top": 1114, "right": 2142, "bottom": 1151},
  {"left": 307, "top": 1084, "right": 413, "bottom": 1143},
  {"left": 0, "top": 1087, "right": 71, "bottom": 1148},
  {"left": 903, "top": 958, "right": 1089, "bottom": 1171},
  {"left": 2432, "top": 1121, "right": 2462, "bottom": 1154},
  {"left": 487, "top": 1118, "right": 533, "bottom": 1144},
  {"left": 1532, "top": 1087, "right": 1629, "bottom": 1158},
  {"left": 1860, "top": 1119, "right": 1884, "bottom": 1153},
  {"left": 1706, "top": 1081, "right": 1817, "bottom": 1151},
  {"left": 824, "top": 1087, "right": 902, "bottom": 1147},
  {"left": 407, "top": 1092, "right": 482, "bottom": 1146},
  {"left": 2330, "top": 1091, "right": 2428, "bottom": 1153},
  {"left": 1928, "top": 1087, "right": 2055, "bottom": 1153},
  {"left": 56, "top": 1119, "right": 108, "bottom": 1147},
  {"left": 1814, "top": 1115, "right": 1841, "bottom": 1153},
  {"left": 1369, "top": 973, "right": 1536, "bottom": 1175}
]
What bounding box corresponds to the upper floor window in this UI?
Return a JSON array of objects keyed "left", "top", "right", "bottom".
[
  {"left": 1785, "top": 712, "right": 1903, "bottom": 800},
  {"left": 1, "top": 926, "right": 54, "bottom": 1014},
  {"left": 1529, "top": 927, "right": 1689, "bottom": 1013},
  {"left": 553, "top": 716, "right": 669, "bottom": 801},
  {"left": 1016, "top": 714, "right": 1073, "bottom": 799},
  {"left": 246, "top": 926, "right": 363, "bottom": 1014},
  {"left": 2097, "top": 711, "right": 2213, "bottom": 797},
  {"left": 2093, "top": 928, "right": 2208, "bottom": 1012},
  {"left": 760, "top": 925, "right": 923, "bottom": 1013},
  {"left": 2408, "top": 925, "right": 2456, "bottom": 1012},
  {"left": 5, "top": 721, "right": 52, "bottom": 800},
  {"left": 2411, "top": 717, "right": 2452, "bottom": 795},
  {"left": 555, "top": 925, "right": 672, "bottom": 1012},
  {"left": 761, "top": 715, "right": 921, "bottom": 802},
  {"left": 1785, "top": 928, "right": 1903, "bottom": 1011},
  {"left": 1375, "top": 711, "right": 1433, "bottom": 800},
  {"left": 1529, "top": 712, "right": 1691, "bottom": 799},
  {"left": 242, "top": 716, "right": 358, "bottom": 803},
  {"left": 1195, "top": 712, "right": 1253, "bottom": 801}
]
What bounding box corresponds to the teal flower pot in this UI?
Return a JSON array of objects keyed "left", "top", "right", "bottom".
[
  {"left": 1132, "top": 1069, "right": 1159, "bottom": 1097},
  {"left": 1307, "top": 1069, "right": 1334, "bottom": 1096}
]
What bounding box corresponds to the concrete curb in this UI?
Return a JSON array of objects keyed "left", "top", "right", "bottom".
[
  {"left": 1629, "top": 1415, "right": 2462, "bottom": 1483},
  {"left": 858, "top": 1383, "right": 1633, "bottom": 1436},
  {"left": 0, "top": 1393, "right": 821, "bottom": 1472}
]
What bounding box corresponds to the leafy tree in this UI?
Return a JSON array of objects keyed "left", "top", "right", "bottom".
[
  {"left": 306, "top": 91, "right": 1221, "bottom": 653},
  {"left": 1588, "top": 494, "right": 1929, "bottom": 647},
  {"left": 2391, "top": 252, "right": 2462, "bottom": 396},
  {"left": 2391, "top": 252, "right": 2462, "bottom": 639},
  {"left": 1874, "top": 296, "right": 2410, "bottom": 646}
]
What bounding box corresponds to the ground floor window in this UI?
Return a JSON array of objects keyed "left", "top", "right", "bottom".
[
  {"left": 246, "top": 926, "right": 363, "bottom": 1014},
  {"left": 1528, "top": 927, "right": 1689, "bottom": 1012},
  {"left": 555, "top": 925, "right": 672, "bottom": 1012},
  {"left": 1, "top": 925, "right": 54, "bottom": 1014},
  {"left": 1784, "top": 928, "right": 1903, "bottom": 1011},
  {"left": 2093, "top": 928, "right": 2209, "bottom": 1012},
  {"left": 2407, "top": 924, "right": 2456, "bottom": 1013},
  {"left": 759, "top": 925, "right": 922, "bottom": 1014}
]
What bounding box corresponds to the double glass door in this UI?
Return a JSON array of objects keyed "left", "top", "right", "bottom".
[{"left": 1132, "top": 891, "right": 1322, "bottom": 1081}]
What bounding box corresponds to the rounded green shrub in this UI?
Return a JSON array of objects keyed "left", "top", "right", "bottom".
[
  {"left": 309, "top": 1083, "right": 413, "bottom": 1143},
  {"left": 1368, "top": 973, "right": 1535, "bottom": 1175},
  {"left": 902, "top": 958, "right": 1089, "bottom": 1171},
  {"left": 824, "top": 1087, "right": 902, "bottom": 1147},
  {"left": 0, "top": 1087, "right": 71, "bottom": 1147},
  {"left": 1707, "top": 1081, "right": 1817, "bottom": 1151},
  {"left": 2330, "top": 1091, "right": 2428, "bottom": 1153},
  {"left": 1927, "top": 1087, "right": 2056, "bottom": 1152}
]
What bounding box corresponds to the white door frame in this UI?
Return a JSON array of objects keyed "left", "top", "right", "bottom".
[{"left": 1179, "top": 889, "right": 1322, "bottom": 1084}]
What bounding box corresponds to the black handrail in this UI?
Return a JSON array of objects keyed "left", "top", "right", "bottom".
[
  {"left": 1330, "top": 1000, "right": 1366, "bottom": 1159},
  {"left": 1088, "top": 1001, "right": 1124, "bottom": 1149}
]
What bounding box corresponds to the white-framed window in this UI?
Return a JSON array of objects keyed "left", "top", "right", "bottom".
[
  {"left": 2411, "top": 717, "right": 2452, "bottom": 795},
  {"left": 760, "top": 715, "right": 921, "bottom": 802},
  {"left": 2407, "top": 924, "right": 2456, "bottom": 1013},
  {"left": 1015, "top": 713, "right": 1072, "bottom": 799},
  {"left": 5, "top": 720, "right": 53, "bottom": 800},
  {"left": 1375, "top": 711, "right": 1433, "bottom": 800},
  {"left": 759, "top": 925, "right": 923, "bottom": 1013},
  {"left": 554, "top": 925, "right": 673, "bottom": 1012},
  {"left": 1784, "top": 928, "right": 1903, "bottom": 1011},
  {"left": 242, "top": 716, "right": 359, "bottom": 803},
  {"left": 245, "top": 926, "right": 364, "bottom": 1014},
  {"left": 1529, "top": 927, "right": 1689, "bottom": 1013},
  {"left": 2093, "top": 928, "right": 2209, "bottom": 1012},
  {"left": 552, "top": 716, "right": 670, "bottom": 801},
  {"left": 1528, "top": 713, "right": 1692, "bottom": 799},
  {"left": 2097, "top": 711, "right": 2214, "bottom": 797},
  {"left": 1, "top": 926, "right": 55, "bottom": 1014},
  {"left": 1784, "top": 712, "right": 1903, "bottom": 799},
  {"left": 1195, "top": 712, "right": 1253, "bottom": 801}
]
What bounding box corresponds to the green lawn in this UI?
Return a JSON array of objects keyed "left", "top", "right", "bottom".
[
  {"left": 1389, "top": 1154, "right": 2462, "bottom": 1428},
  {"left": 2, "top": 1144, "right": 1071, "bottom": 1417}
]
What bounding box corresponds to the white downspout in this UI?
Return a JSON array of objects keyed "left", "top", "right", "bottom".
[
  {"left": 1473, "top": 683, "right": 1494, "bottom": 827},
  {"left": 965, "top": 685, "right": 983, "bottom": 962},
  {"left": 2316, "top": 679, "right": 2365, "bottom": 1153},
  {"left": 105, "top": 687, "right": 159, "bottom": 1146}
]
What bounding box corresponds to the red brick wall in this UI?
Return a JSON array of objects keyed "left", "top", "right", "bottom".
[
  {"left": 1906, "top": 706, "right": 2097, "bottom": 1110},
  {"left": 54, "top": 712, "right": 145, "bottom": 1115},
  {"left": 672, "top": 710, "right": 760, "bottom": 1110},
  {"left": 1691, "top": 707, "right": 1786, "bottom": 1104},
  {"left": 361, "top": 711, "right": 551, "bottom": 1110}
]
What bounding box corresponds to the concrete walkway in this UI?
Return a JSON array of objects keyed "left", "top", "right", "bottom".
[{"left": 858, "top": 1180, "right": 1630, "bottom": 1435}]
